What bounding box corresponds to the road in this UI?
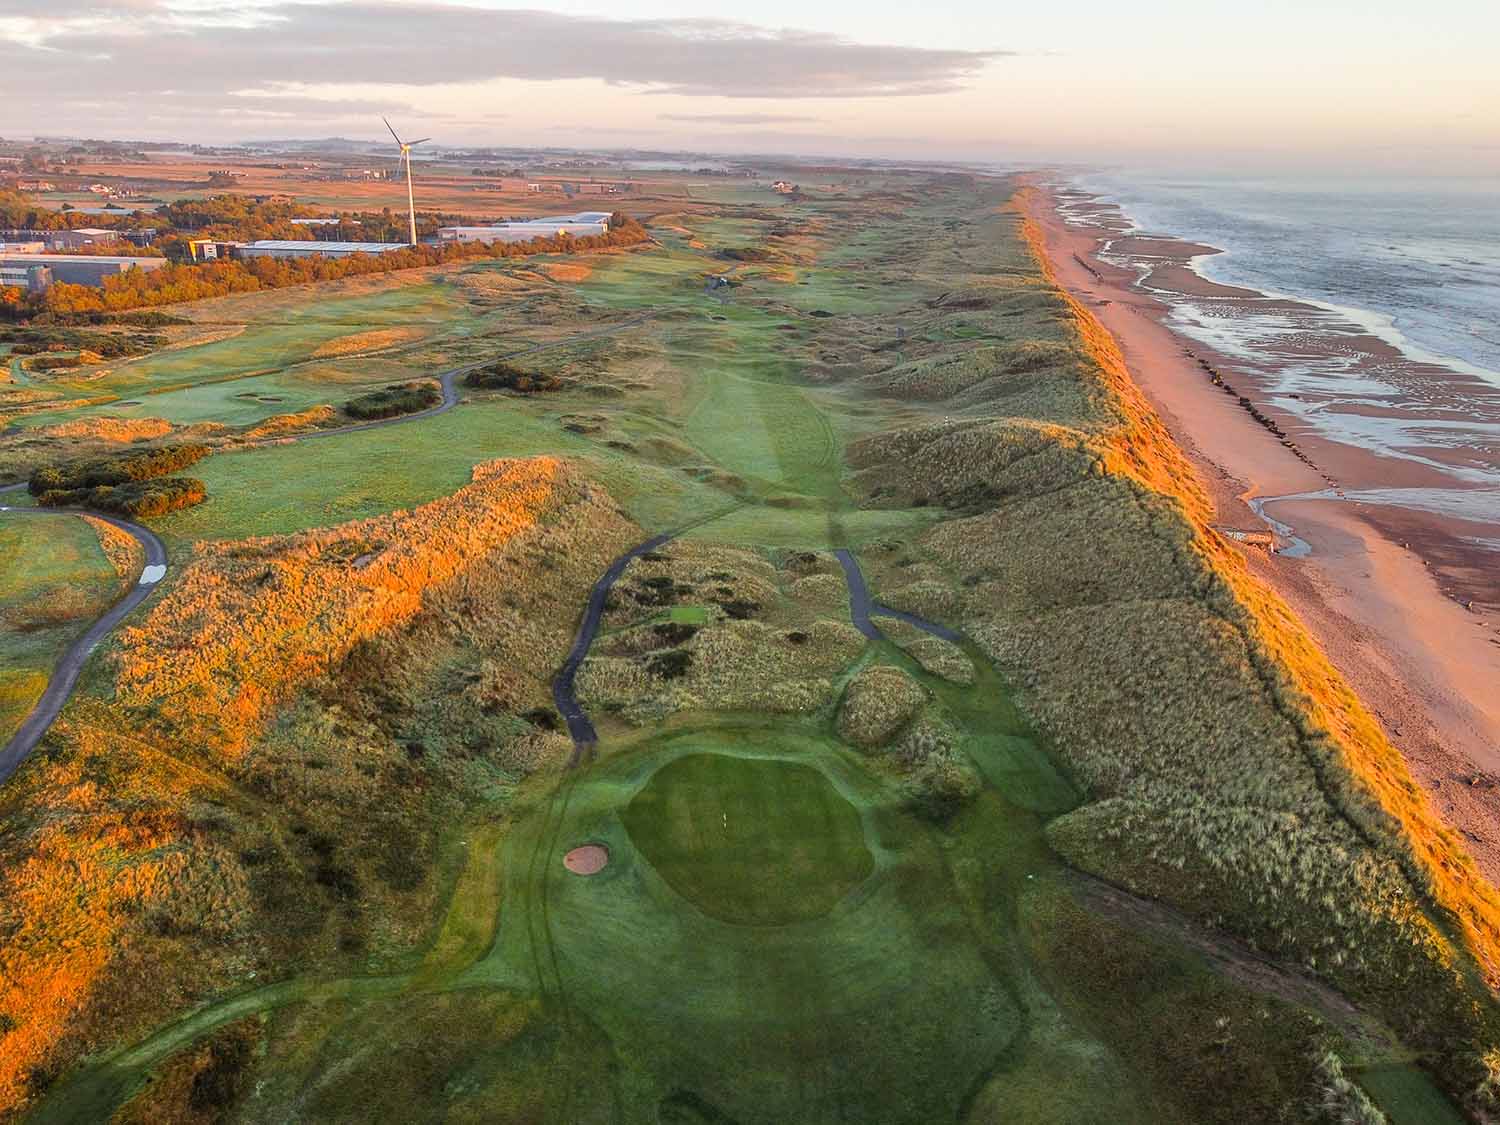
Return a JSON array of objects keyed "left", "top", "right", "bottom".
[{"left": 0, "top": 490, "right": 168, "bottom": 784}]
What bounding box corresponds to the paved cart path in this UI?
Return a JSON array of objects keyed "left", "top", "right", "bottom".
[
  {"left": 550, "top": 543, "right": 967, "bottom": 764},
  {"left": 0, "top": 493, "right": 167, "bottom": 784}
]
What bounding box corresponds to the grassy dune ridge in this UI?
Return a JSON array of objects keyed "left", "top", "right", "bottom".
[
  {"left": 861, "top": 193, "right": 1500, "bottom": 1098},
  {"left": 0, "top": 456, "right": 640, "bottom": 1115},
  {"left": 1019, "top": 203, "right": 1500, "bottom": 981}
]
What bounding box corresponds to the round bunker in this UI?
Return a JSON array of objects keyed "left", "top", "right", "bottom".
[
  {"left": 622, "top": 751, "right": 873, "bottom": 926},
  {"left": 563, "top": 844, "right": 610, "bottom": 876}
]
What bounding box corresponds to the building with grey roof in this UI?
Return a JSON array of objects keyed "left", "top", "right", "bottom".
[
  {"left": 0, "top": 253, "right": 167, "bottom": 288},
  {"left": 233, "top": 240, "right": 408, "bottom": 260}
]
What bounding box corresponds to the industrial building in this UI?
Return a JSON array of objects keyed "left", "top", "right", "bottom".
[
  {"left": 434, "top": 212, "right": 612, "bottom": 245},
  {"left": 0, "top": 262, "right": 52, "bottom": 294},
  {"left": 234, "top": 240, "right": 408, "bottom": 261},
  {"left": 0, "top": 228, "right": 123, "bottom": 251},
  {"left": 0, "top": 241, "right": 46, "bottom": 255},
  {"left": 186, "top": 239, "right": 242, "bottom": 263},
  {"left": 0, "top": 253, "right": 167, "bottom": 288},
  {"left": 48, "top": 228, "right": 121, "bottom": 249}
]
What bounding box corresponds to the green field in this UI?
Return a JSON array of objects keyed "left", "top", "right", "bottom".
[
  {"left": 621, "top": 750, "right": 873, "bottom": 925},
  {"left": 0, "top": 512, "right": 120, "bottom": 744}
]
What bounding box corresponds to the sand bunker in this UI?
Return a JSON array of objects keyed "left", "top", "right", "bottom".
[{"left": 563, "top": 844, "right": 610, "bottom": 876}]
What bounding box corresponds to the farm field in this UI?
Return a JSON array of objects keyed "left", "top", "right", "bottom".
[{"left": 1, "top": 167, "right": 1494, "bottom": 1125}]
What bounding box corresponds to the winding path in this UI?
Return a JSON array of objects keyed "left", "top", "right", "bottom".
[
  {"left": 833, "top": 548, "right": 964, "bottom": 643},
  {"left": 548, "top": 541, "right": 966, "bottom": 764},
  {"left": 0, "top": 489, "right": 167, "bottom": 784}
]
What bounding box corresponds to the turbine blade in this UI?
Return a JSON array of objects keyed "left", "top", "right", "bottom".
[
  {"left": 408, "top": 138, "right": 432, "bottom": 146},
  {"left": 382, "top": 116, "right": 403, "bottom": 146}
]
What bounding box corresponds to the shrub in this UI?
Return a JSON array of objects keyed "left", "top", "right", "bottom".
[
  {"left": 647, "top": 650, "right": 693, "bottom": 679},
  {"left": 29, "top": 443, "right": 210, "bottom": 495},
  {"left": 837, "top": 666, "right": 927, "bottom": 749},
  {"left": 342, "top": 381, "right": 441, "bottom": 420},
  {"left": 464, "top": 362, "right": 562, "bottom": 393},
  {"left": 38, "top": 476, "right": 206, "bottom": 518}
]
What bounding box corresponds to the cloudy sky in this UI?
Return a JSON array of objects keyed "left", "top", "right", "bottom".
[{"left": 2, "top": 0, "right": 1497, "bottom": 171}]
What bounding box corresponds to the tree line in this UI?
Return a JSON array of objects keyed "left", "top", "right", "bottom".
[{"left": 2, "top": 214, "right": 650, "bottom": 317}]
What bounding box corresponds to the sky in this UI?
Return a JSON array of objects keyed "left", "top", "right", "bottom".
[{"left": 2, "top": 0, "right": 1498, "bottom": 172}]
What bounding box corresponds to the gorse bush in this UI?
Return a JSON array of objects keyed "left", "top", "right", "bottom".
[
  {"left": 342, "top": 381, "right": 441, "bottom": 420},
  {"left": 29, "top": 443, "right": 210, "bottom": 495},
  {"left": 37, "top": 477, "right": 206, "bottom": 518},
  {"left": 463, "top": 362, "right": 562, "bottom": 393}
]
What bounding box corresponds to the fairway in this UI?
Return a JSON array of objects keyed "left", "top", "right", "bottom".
[{"left": 622, "top": 751, "right": 873, "bottom": 925}]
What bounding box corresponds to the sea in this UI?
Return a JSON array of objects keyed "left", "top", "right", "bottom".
[
  {"left": 1058, "top": 171, "right": 1500, "bottom": 527},
  {"left": 1064, "top": 171, "right": 1500, "bottom": 385}
]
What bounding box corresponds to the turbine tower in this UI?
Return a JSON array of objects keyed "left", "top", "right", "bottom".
[{"left": 383, "top": 117, "right": 430, "bottom": 247}]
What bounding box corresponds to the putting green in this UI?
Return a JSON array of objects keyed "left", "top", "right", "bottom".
[{"left": 622, "top": 751, "right": 873, "bottom": 925}]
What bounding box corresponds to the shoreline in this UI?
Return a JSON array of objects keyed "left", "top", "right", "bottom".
[{"left": 1019, "top": 179, "right": 1500, "bottom": 880}]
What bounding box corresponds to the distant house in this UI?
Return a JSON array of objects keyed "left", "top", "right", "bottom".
[
  {"left": 87, "top": 183, "right": 112, "bottom": 194},
  {"left": 17, "top": 180, "right": 55, "bottom": 192},
  {"left": 771, "top": 181, "right": 798, "bottom": 195}
]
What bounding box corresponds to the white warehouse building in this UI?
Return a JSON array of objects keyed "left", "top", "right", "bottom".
[
  {"left": 435, "top": 212, "right": 613, "bottom": 245},
  {"left": 233, "top": 240, "right": 409, "bottom": 261}
]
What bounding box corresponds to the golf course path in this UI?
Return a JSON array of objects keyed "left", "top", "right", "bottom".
[
  {"left": 834, "top": 548, "right": 964, "bottom": 643},
  {"left": 0, "top": 488, "right": 168, "bottom": 784},
  {"left": 553, "top": 532, "right": 675, "bottom": 763},
  {"left": 551, "top": 543, "right": 966, "bottom": 765}
]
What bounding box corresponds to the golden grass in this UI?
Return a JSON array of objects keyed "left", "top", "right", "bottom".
[
  {"left": 536, "top": 262, "right": 593, "bottom": 283},
  {"left": 309, "top": 327, "right": 424, "bottom": 359},
  {"left": 81, "top": 515, "right": 144, "bottom": 582},
  {"left": 34, "top": 417, "right": 173, "bottom": 443},
  {"left": 114, "top": 457, "right": 563, "bottom": 756},
  {"left": 0, "top": 705, "right": 251, "bottom": 1116},
  {"left": 239, "top": 405, "right": 336, "bottom": 440}
]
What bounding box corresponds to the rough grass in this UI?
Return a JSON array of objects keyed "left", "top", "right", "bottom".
[{"left": 841, "top": 191, "right": 1500, "bottom": 1102}]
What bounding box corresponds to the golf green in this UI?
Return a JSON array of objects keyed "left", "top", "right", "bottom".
[{"left": 622, "top": 752, "right": 873, "bottom": 925}]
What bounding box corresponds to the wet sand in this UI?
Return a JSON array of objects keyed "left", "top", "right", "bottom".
[{"left": 1022, "top": 181, "right": 1500, "bottom": 878}]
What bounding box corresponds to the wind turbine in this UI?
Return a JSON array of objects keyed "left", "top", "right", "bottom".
[{"left": 383, "top": 117, "right": 430, "bottom": 246}]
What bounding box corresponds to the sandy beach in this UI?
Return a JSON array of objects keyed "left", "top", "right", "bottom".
[{"left": 1021, "top": 181, "right": 1500, "bottom": 878}]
